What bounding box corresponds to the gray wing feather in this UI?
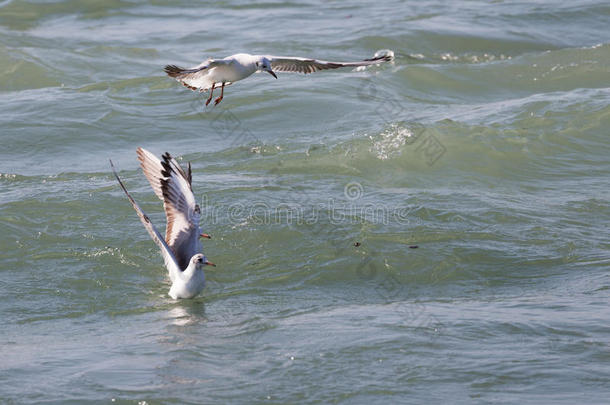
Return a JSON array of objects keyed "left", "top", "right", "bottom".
[
  {"left": 269, "top": 54, "right": 393, "bottom": 74},
  {"left": 136, "top": 148, "right": 202, "bottom": 271},
  {"left": 110, "top": 159, "right": 181, "bottom": 281}
]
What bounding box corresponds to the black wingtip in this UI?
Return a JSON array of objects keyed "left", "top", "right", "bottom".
[
  {"left": 109, "top": 159, "right": 138, "bottom": 207},
  {"left": 187, "top": 162, "right": 192, "bottom": 186},
  {"left": 363, "top": 54, "right": 394, "bottom": 63},
  {"left": 160, "top": 159, "right": 172, "bottom": 178},
  {"left": 164, "top": 64, "right": 186, "bottom": 77},
  {"left": 109, "top": 159, "right": 119, "bottom": 178}
]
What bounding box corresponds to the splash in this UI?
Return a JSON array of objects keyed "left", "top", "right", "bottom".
[{"left": 369, "top": 123, "right": 416, "bottom": 160}]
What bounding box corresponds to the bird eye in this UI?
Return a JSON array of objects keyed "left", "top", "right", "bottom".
[{"left": 198, "top": 257, "right": 203, "bottom": 263}]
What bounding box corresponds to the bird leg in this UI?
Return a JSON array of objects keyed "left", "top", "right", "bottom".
[
  {"left": 214, "top": 82, "right": 225, "bottom": 105},
  {"left": 205, "top": 83, "right": 216, "bottom": 106}
]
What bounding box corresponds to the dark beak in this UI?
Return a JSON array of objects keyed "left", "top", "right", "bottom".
[{"left": 267, "top": 69, "right": 277, "bottom": 79}]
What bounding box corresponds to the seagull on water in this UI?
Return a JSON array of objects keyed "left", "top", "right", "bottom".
[
  {"left": 110, "top": 147, "right": 214, "bottom": 299},
  {"left": 164, "top": 51, "right": 394, "bottom": 106}
]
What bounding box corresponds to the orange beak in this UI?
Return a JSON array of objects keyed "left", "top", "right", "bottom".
[
  {"left": 200, "top": 233, "right": 211, "bottom": 239},
  {"left": 205, "top": 261, "right": 216, "bottom": 267}
]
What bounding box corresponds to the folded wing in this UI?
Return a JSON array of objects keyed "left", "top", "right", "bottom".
[{"left": 164, "top": 59, "right": 233, "bottom": 92}]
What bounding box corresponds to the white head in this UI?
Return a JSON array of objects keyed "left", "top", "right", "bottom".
[
  {"left": 255, "top": 56, "right": 277, "bottom": 79},
  {"left": 191, "top": 253, "right": 215, "bottom": 269}
]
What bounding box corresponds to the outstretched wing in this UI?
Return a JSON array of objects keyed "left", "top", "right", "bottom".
[
  {"left": 164, "top": 59, "right": 233, "bottom": 92},
  {"left": 136, "top": 148, "right": 201, "bottom": 270},
  {"left": 268, "top": 54, "right": 393, "bottom": 74},
  {"left": 110, "top": 159, "right": 181, "bottom": 282}
]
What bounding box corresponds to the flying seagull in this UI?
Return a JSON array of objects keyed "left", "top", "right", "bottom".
[
  {"left": 164, "top": 52, "right": 393, "bottom": 106},
  {"left": 110, "top": 148, "right": 214, "bottom": 299}
]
